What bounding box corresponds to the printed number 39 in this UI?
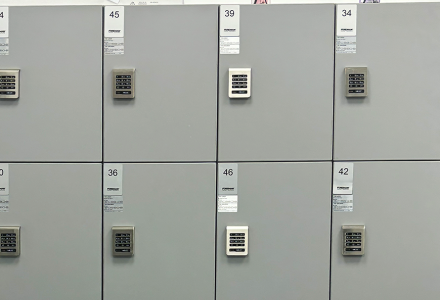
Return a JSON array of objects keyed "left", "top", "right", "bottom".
[
  {"left": 342, "top": 10, "right": 352, "bottom": 17},
  {"left": 225, "top": 10, "right": 234, "bottom": 17}
]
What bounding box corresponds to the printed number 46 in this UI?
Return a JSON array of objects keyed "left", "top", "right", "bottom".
[
  {"left": 109, "top": 11, "right": 119, "bottom": 18},
  {"left": 339, "top": 168, "right": 349, "bottom": 175},
  {"left": 223, "top": 169, "right": 233, "bottom": 176},
  {"left": 342, "top": 10, "right": 351, "bottom": 17},
  {"left": 225, "top": 10, "right": 234, "bottom": 17}
]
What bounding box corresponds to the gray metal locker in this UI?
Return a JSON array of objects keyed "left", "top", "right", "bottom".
[
  {"left": 103, "top": 163, "right": 215, "bottom": 300},
  {"left": 216, "top": 162, "right": 331, "bottom": 300},
  {"left": 331, "top": 161, "right": 440, "bottom": 300},
  {"left": 0, "top": 7, "right": 102, "bottom": 162},
  {"left": 334, "top": 3, "right": 440, "bottom": 160},
  {"left": 103, "top": 6, "right": 218, "bottom": 162},
  {"left": 218, "top": 5, "right": 334, "bottom": 162},
  {"left": 0, "top": 164, "right": 101, "bottom": 300}
]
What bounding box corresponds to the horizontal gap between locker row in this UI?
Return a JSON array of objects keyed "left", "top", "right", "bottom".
[{"left": 2, "top": 159, "right": 440, "bottom": 163}]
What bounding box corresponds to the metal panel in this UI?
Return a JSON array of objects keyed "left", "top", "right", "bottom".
[
  {"left": 218, "top": 5, "right": 334, "bottom": 162},
  {"left": 0, "top": 7, "right": 102, "bottom": 162},
  {"left": 103, "top": 163, "right": 215, "bottom": 300},
  {"left": 217, "top": 162, "right": 331, "bottom": 300},
  {"left": 334, "top": 3, "right": 440, "bottom": 160},
  {"left": 103, "top": 6, "right": 218, "bottom": 162},
  {"left": 331, "top": 161, "right": 440, "bottom": 300},
  {"left": 0, "top": 164, "right": 101, "bottom": 300}
]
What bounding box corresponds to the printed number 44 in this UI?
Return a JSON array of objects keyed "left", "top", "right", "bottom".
[{"left": 339, "top": 168, "right": 349, "bottom": 175}]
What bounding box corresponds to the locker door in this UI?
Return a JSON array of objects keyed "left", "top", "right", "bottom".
[
  {"left": 218, "top": 5, "right": 334, "bottom": 162},
  {"left": 0, "top": 164, "right": 102, "bottom": 300},
  {"left": 103, "top": 163, "right": 215, "bottom": 300},
  {"left": 0, "top": 7, "right": 102, "bottom": 162},
  {"left": 331, "top": 162, "right": 440, "bottom": 300},
  {"left": 216, "top": 162, "right": 331, "bottom": 300},
  {"left": 103, "top": 6, "right": 218, "bottom": 162},
  {"left": 334, "top": 3, "right": 440, "bottom": 160}
]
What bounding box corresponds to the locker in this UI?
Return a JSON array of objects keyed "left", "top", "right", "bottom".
[
  {"left": 0, "top": 7, "right": 102, "bottom": 162},
  {"left": 218, "top": 5, "right": 334, "bottom": 162},
  {"left": 216, "top": 162, "right": 331, "bottom": 300},
  {"left": 103, "top": 163, "right": 215, "bottom": 300},
  {"left": 331, "top": 162, "right": 440, "bottom": 300},
  {"left": 0, "top": 164, "right": 101, "bottom": 300},
  {"left": 103, "top": 6, "right": 218, "bottom": 162},
  {"left": 334, "top": 3, "right": 440, "bottom": 160}
]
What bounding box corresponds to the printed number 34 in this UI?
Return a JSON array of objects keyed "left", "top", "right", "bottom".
[{"left": 342, "top": 10, "right": 352, "bottom": 17}]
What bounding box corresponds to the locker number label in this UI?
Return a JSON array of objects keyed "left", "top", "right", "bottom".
[
  {"left": 0, "top": 7, "right": 8, "bottom": 38},
  {"left": 220, "top": 5, "right": 240, "bottom": 37},
  {"left": 0, "top": 164, "right": 9, "bottom": 196},
  {"left": 104, "top": 164, "right": 123, "bottom": 196},
  {"left": 104, "top": 6, "right": 124, "bottom": 38},
  {"left": 333, "top": 162, "right": 354, "bottom": 195},
  {"left": 336, "top": 5, "right": 357, "bottom": 36},
  {"left": 218, "top": 163, "right": 238, "bottom": 195}
]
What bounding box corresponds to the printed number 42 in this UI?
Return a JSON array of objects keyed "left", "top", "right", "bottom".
[
  {"left": 109, "top": 11, "right": 119, "bottom": 18},
  {"left": 342, "top": 10, "right": 351, "bottom": 17},
  {"left": 339, "top": 168, "right": 349, "bottom": 175}
]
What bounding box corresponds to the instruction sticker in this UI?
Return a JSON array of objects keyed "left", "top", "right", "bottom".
[
  {"left": 220, "top": 5, "right": 240, "bottom": 54},
  {"left": 104, "top": 164, "right": 123, "bottom": 212},
  {"left": 104, "top": 6, "right": 124, "bottom": 55},
  {"left": 336, "top": 5, "right": 357, "bottom": 54},
  {"left": 104, "top": 195, "right": 123, "bottom": 213},
  {"left": 0, "top": 164, "right": 10, "bottom": 212},
  {"left": 333, "top": 194, "right": 353, "bottom": 212},
  {"left": 218, "top": 163, "right": 238, "bottom": 212}
]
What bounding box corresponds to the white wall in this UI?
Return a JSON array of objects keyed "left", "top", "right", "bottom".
[{"left": 1, "top": 0, "right": 440, "bottom": 6}]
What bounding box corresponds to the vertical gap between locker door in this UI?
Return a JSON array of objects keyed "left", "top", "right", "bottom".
[
  {"left": 215, "top": 6, "right": 220, "bottom": 300},
  {"left": 101, "top": 6, "right": 105, "bottom": 300},
  {"left": 329, "top": 5, "right": 336, "bottom": 300}
]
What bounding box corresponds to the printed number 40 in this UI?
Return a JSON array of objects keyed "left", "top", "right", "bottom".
[
  {"left": 342, "top": 10, "right": 351, "bottom": 17},
  {"left": 339, "top": 168, "right": 349, "bottom": 175},
  {"left": 109, "top": 11, "right": 119, "bottom": 18},
  {"left": 223, "top": 169, "right": 233, "bottom": 176},
  {"left": 225, "top": 10, "right": 234, "bottom": 17}
]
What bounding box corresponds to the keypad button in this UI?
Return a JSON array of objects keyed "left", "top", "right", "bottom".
[{"left": 115, "top": 249, "right": 130, "bottom": 252}]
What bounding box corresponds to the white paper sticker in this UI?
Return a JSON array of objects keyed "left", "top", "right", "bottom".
[
  {"left": 0, "top": 8, "right": 9, "bottom": 38},
  {"left": 333, "top": 194, "right": 353, "bottom": 212},
  {"left": 0, "top": 164, "right": 9, "bottom": 196},
  {"left": 104, "top": 164, "right": 123, "bottom": 196},
  {"left": 336, "top": 5, "right": 357, "bottom": 37},
  {"left": 147, "top": 0, "right": 183, "bottom": 4},
  {"left": 0, "top": 195, "right": 9, "bottom": 212},
  {"left": 218, "top": 195, "right": 238, "bottom": 213},
  {"left": 336, "top": 36, "right": 356, "bottom": 54},
  {"left": 220, "top": 5, "right": 240, "bottom": 37},
  {"left": 220, "top": 37, "right": 240, "bottom": 55},
  {"left": 0, "top": 38, "right": 9, "bottom": 55},
  {"left": 104, "top": 195, "right": 123, "bottom": 213},
  {"left": 104, "top": 37, "right": 124, "bottom": 55},
  {"left": 333, "top": 162, "right": 354, "bottom": 195},
  {"left": 104, "top": 6, "right": 124, "bottom": 38}
]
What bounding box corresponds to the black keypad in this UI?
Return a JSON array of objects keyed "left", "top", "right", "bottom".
[
  {"left": 115, "top": 75, "right": 132, "bottom": 91},
  {"left": 115, "top": 232, "right": 131, "bottom": 252},
  {"left": 1, "top": 232, "right": 18, "bottom": 252},
  {"left": 348, "top": 73, "right": 365, "bottom": 94},
  {"left": 229, "top": 233, "right": 246, "bottom": 253},
  {"left": 231, "top": 74, "right": 248, "bottom": 93},
  {"left": 344, "top": 232, "right": 362, "bottom": 252}
]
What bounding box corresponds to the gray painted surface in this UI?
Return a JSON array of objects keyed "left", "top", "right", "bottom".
[
  {"left": 0, "top": 7, "right": 102, "bottom": 162},
  {"left": 218, "top": 5, "right": 334, "bottom": 162},
  {"left": 0, "top": 164, "right": 102, "bottom": 300},
  {"left": 334, "top": 3, "right": 440, "bottom": 160},
  {"left": 332, "top": 161, "right": 440, "bottom": 300},
  {"left": 104, "top": 6, "right": 218, "bottom": 162},
  {"left": 104, "top": 163, "right": 215, "bottom": 300},
  {"left": 217, "top": 162, "right": 331, "bottom": 300}
]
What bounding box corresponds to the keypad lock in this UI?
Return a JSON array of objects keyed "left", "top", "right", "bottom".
[
  {"left": 342, "top": 225, "right": 365, "bottom": 256},
  {"left": 0, "top": 70, "right": 20, "bottom": 99},
  {"left": 229, "top": 68, "right": 251, "bottom": 98},
  {"left": 345, "top": 67, "right": 367, "bottom": 97},
  {"left": 226, "top": 226, "right": 248, "bottom": 256},
  {"left": 112, "top": 226, "right": 134, "bottom": 257},
  {"left": 0, "top": 226, "right": 20, "bottom": 257},
  {"left": 113, "top": 69, "right": 135, "bottom": 99}
]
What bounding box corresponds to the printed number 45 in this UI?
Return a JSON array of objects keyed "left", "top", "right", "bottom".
[
  {"left": 339, "top": 168, "right": 349, "bottom": 175},
  {"left": 342, "top": 10, "right": 352, "bottom": 17},
  {"left": 109, "top": 11, "right": 119, "bottom": 18}
]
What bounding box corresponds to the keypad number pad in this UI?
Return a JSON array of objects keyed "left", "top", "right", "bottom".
[
  {"left": 113, "top": 69, "right": 135, "bottom": 99},
  {"left": 226, "top": 226, "right": 248, "bottom": 256},
  {"left": 345, "top": 67, "right": 367, "bottom": 97},
  {"left": 112, "top": 226, "right": 134, "bottom": 257},
  {"left": 0, "top": 227, "right": 20, "bottom": 257},
  {"left": 229, "top": 68, "right": 251, "bottom": 99},
  {"left": 342, "top": 225, "right": 365, "bottom": 256},
  {"left": 0, "top": 70, "right": 20, "bottom": 99}
]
